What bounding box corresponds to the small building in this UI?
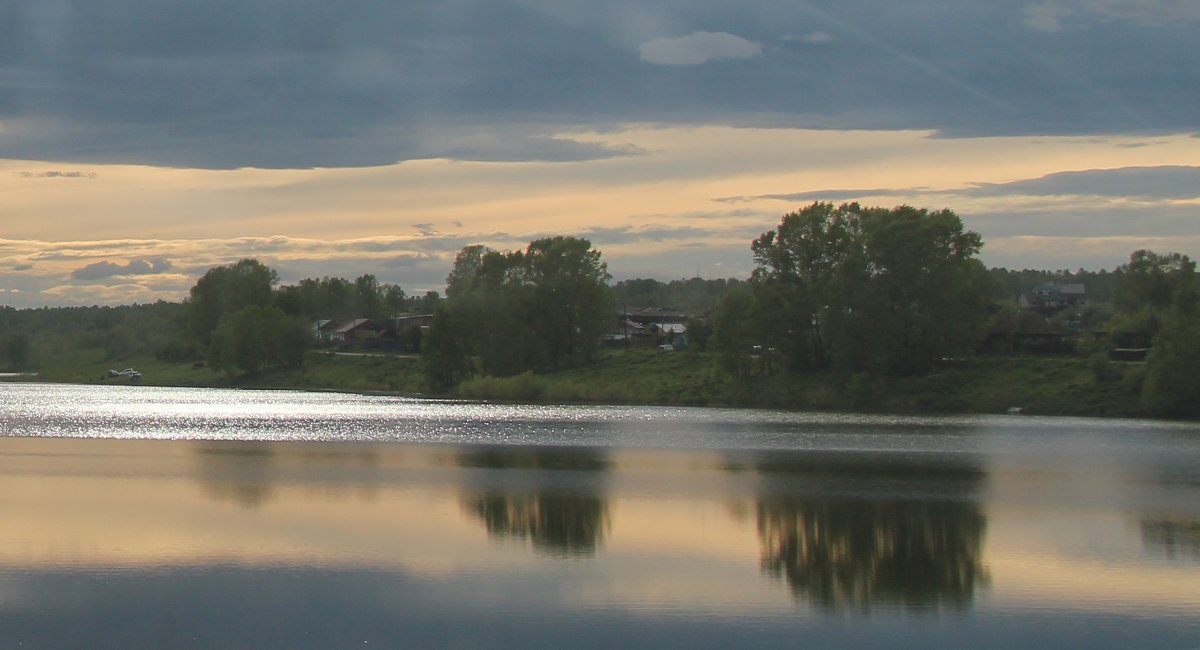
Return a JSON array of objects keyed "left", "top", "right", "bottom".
[
  {"left": 312, "top": 319, "right": 341, "bottom": 343},
  {"left": 1019, "top": 282, "right": 1087, "bottom": 316},
  {"left": 331, "top": 319, "right": 384, "bottom": 346},
  {"left": 622, "top": 307, "right": 689, "bottom": 327},
  {"left": 390, "top": 313, "right": 434, "bottom": 331},
  {"left": 610, "top": 308, "right": 689, "bottom": 348}
]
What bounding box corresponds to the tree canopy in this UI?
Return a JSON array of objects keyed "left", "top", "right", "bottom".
[
  {"left": 1107, "top": 249, "right": 1200, "bottom": 417},
  {"left": 425, "top": 236, "right": 613, "bottom": 389},
  {"left": 719, "top": 203, "right": 991, "bottom": 376},
  {"left": 187, "top": 258, "right": 278, "bottom": 344}
]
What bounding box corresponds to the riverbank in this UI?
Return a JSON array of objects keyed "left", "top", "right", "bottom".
[{"left": 23, "top": 347, "right": 1151, "bottom": 418}]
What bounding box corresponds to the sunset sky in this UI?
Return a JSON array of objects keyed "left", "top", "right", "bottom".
[{"left": 2, "top": 1, "right": 1199, "bottom": 307}]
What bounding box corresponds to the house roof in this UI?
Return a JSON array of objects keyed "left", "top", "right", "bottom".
[
  {"left": 620, "top": 307, "right": 689, "bottom": 322},
  {"left": 334, "top": 318, "right": 376, "bottom": 334}
]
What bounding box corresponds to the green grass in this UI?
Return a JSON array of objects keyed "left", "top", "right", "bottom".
[
  {"left": 29, "top": 350, "right": 428, "bottom": 395},
  {"left": 24, "top": 345, "right": 1154, "bottom": 418}
]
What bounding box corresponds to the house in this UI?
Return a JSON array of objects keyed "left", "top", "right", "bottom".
[
  {"left": 609, "top": 308, "right": 689, "bottom": 348},
  {"left": 330, "top": 319, "right": 384, "bottom": 346},
  {"left": 1019, "top": 282, "right": 1087, "bottom": 316},
  {"left": 654, "top": 322, "right": 688, "bottom": 349},
  {"left": 388, "top": 313, "right": 434, "bottom": 353},
  {"left": 622, "top": 307, "right": 689, "bottom": 327},
  {"left": 390, "top": 313, "right": 434, "bottom": 331},
  {"left": 312, "top": 319, "right": 341, "bottom": 343}
]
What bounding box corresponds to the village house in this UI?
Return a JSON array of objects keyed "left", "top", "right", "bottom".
[
  {"left": 609, "top": 307, "right": 690, "bottom": 349},
  {"left": 1019, "top": 282, "right": 1087, "bottom": 316},
  {"left": 330, "top": 319, "right": 384, "bottom": 346}
]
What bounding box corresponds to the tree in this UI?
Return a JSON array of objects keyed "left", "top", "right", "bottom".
[
  {"left": 711, "top": 285, "right": 762, "bottom": 376},
  {"left": 736, "top": 203, "right": 990, "bottom": 376},
  {"left": 187, "top": 259, "right": 278, "bottom": 344},
  {"left": 207, "top": 305, "right": 307, "bottom": 377},
  {"left": 1, "top": 332, "right": 32, "bottom": 370},
  {"left": 353, "top": 274, "right": 385, "bottom": 319},
  {"left": 425, "top": 237, "right": 613, "bottom": 389},
  {"left": 423, "top": 303, "right": 475, "bottom": 391},
  {"left": 1136, "top": 254, "right": 1200, "bottom": 416},
  {"left": 522, "top": 236, "right": 613, "bottom": 371},
  {"left": 1110, "top": 250, "right": 1197, "bottom": 346}
]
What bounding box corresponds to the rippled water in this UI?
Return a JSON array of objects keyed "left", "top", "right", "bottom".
[{"left": 1, "top": 382, "right": 1198, "bottom": 648}]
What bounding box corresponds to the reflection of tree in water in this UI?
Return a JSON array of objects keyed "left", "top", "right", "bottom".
[
  {"left": 192, "top": 442, "right": 381, "bottom": 509},
  {"left": 194, "top": 442, "right": 277, "bottom": 509},
  {"left": 1141, "top": 518, "right": 1200, "bottom": 560},
  {"left": 458, "top": 446, "right": 610, "bottom": 558},
  {"left": 465, "top": 492, "right": 608, "bottom": 557},
  {"left": 757, "top": 497, "right": 988, "bottom": 610}
]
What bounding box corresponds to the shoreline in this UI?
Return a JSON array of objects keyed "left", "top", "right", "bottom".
[{"left": 14, "top": 348, "right": 1165, "bottom": 420}]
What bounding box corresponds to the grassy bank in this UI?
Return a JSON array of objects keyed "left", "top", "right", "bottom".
[
  {"left": 23, "top": 347, "right": 1150, "bottom": 418},
  {"left": 28, "top": 350, "right": 427, "bottom": 395}
]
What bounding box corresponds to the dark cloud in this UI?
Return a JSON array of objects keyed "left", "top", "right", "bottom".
[
  {"left": 727, "top": 188, "right": 929, "bottom": 203},
  {"left": 967, "top": 204, "right": 1200, "bottom": 239},
  {"left": 580, "top": 225, "right": 713, "bottom": 245},
  {"left": 12, "top": 263, "right": 33, "bottom": 271},
  {"left": 963, "top": 166, "right": 1200, "bottom": 200},
  {"left": 70, "top": 258, "right": 173, "bottom": 280},
  {"left": 729, "top": 166, "right": 1200, "bottom": 204},
  {"left": 1, "top": 1, "right": 1196, "bottom": 169}
]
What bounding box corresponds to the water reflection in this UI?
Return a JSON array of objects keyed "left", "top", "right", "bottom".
[
  {"left": 192, "top": 441, "right": 383, "bottom": 509},
  {"left": 757, "top": 497, "right": 988, "bottom": 610},
  {"left": 1141, "top": 518, "right": 1200, "bottom": 561},
  {"left": 751, "top": 452, "right": 988, "bottom": 610},
  {"left": 1, "top": 389, "right": 1199, "bottom": 648},
  {"left": 457, "top": 446, "right": 611, "bottom": 557},
  {"left": 194, "top": 442, "right": 278, "bottom": 508}
]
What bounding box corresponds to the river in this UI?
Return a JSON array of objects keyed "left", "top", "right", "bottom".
[{"left": 1, "top": 383, "right": 1197, "bottom": 648}]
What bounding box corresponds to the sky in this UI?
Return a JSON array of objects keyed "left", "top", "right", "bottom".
[{"left": 2, "top": 0, "right": 1199, "bottom": 307}]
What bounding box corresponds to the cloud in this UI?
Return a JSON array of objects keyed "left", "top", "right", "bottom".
[
  {"left": 785, "top": 31, "right": 835, "bottom": 44},
  {"left": 69, "top": 258, "right": 174, "bottom": 280},
  {"left": 380, "top": 253, "right": 438, "bottom": 268},
  {"left": 1024, "top": 0, "right": 1200, "bottom": 32},
  {"left": 577, "top": 225, "right": 714, "bottom": 246},
  {"left": 14, "top": 170, "right": 98, "bottom": 179},
  {"left": 724, "top": 166, "right": 1200, "bottom": 204},
  {"left": 638, "top": 31, "right": 762, "bottom": 66},
  {"left": 0, "top": 3, "right": 1198, "bottom": 168},
  {"left": 725, "top": 188, "right": 933, "bottom": 203},
  {"left": 963, "top": 166, "right": 1200, "bottom": 199},
  {"left": 1024, "top": 3, "right": 1075, "bottom": 31}
]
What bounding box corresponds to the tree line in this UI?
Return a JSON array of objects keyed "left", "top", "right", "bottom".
[{"left": 2, "top": 201, "right": 1198, "bottom": 417}]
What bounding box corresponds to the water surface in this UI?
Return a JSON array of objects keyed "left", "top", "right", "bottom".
[{"left": 1, "top": 383, "right": 1197, "bottom": 648}]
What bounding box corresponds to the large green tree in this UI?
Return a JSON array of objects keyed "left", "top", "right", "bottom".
[
  {"left": 425, "top": 237, "right": 613, "bottom": 389},
  {"left": 207, "top": 305, "right": 308, "bottom": 377},
  {"left": 732, "top": 203, "right": 990, "bottom": 376},
  {"left": 187, "top": 259, "right": 278, "bottom": 344},
  {"left": 522, "top": 236, "right": 613, "bottom": 371},
  {"left": 1108, "top": 250, "right": 1197, "bottom": 347},
  {"left": 1119, "top": 250, "right": 1200, "bottom": 416}
]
